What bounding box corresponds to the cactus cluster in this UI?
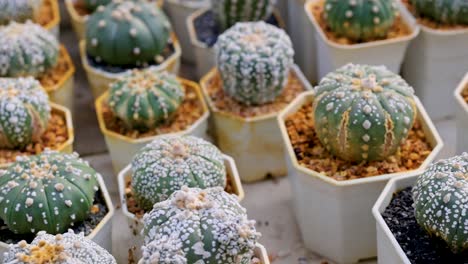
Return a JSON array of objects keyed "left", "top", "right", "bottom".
[
  {"left": 412, "top": 153, "right": 468, "bottom": 253},
  {"left": 323, "top": 0, "right": 399, "bottom": 42},
  {"left": 0, "top": 0, "right": 42, "bottom": 25},
  {"left": 0, "top": 77, "right": 50, "bottom": 150},
  {"left": 142, "top": 187, "right": 260, "bottom": 264},
  {"left": 0, "top": 150, "right": 100, "bottom": 235},
  {"left": 313, "top": 64, "right": 417, "bottom": 162},
  {"left": 215, "top": 21, "right": 294, "bottom": 106},
  {"left": 3, "top": 230, "right": 116, "bottom": 264},
  {"left": 86, "top": 0, "right": 172, "bottom": 67},
  {"left": 0, "top": 21, "right": 59, "bottom": 78},
  {"left": 411, "top": 0, "right": 468, "bottom": 25},
  {"left": 211, "top": 0, "right": 276, "bottom": 30},
  {"left": 108, "top": 69, "right": 185, "bottom": 131},
  {"left": 131, "top": 135, "right": 226, "bottom": 210}
]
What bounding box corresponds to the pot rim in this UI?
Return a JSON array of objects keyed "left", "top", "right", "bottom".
[
  {"left": 42, "top": 0, "right": 60, "bottom": 31},
  {"left": 454, "top": 72, "right": 468, "bottom": 114},
  {"left": 43, "top": 45, "right": 76, "bottom": 93}
]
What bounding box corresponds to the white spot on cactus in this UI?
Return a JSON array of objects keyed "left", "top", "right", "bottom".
[
  {"left": 346, "top": 10, "right": 353, "bottom": 18},
  {"left": 443, "top": 193, "right": 451, "bottom": 204},
  {"left": 133, "top": 47, "right": 140, "bottom": 55},
  {"left": 363, "top": 105, "right": 372, "bottom": 114},
  {"left": 362, "top": 120, "right": 372, "bottom": 130},
  {"left": 91, "top": 38, "right": 98, "bottom": 47},
  {"left": 98, "top": 20, "right": 106, "bottom": 28},
  {"left": 25, "top": 198, "right": 33, "bottom": 207},
  {"left": 362, "top": 134, "right": 370, "bottom": 142},
  {"left": 5, "top": 103, "right": 15, "bottom": 112},
  {"left": 326, "top": 102, "right": 334, "bottom": 111},
  {"left": 373, "top": 17, "right": 381, "bottom": 24},
  {"left": 404, "top": 116, "right": 410, "bottom": 125}
]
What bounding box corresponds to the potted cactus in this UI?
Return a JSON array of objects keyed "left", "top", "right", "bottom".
[
  {"left": 373, "top": 154, "right": 468, "bottom": 263},
  {"left": 402, "top": 0, "right": 468, "bottom": 120},
  {"left": 0, "top": 150, "right": 114, "bottom": 261},
  {"left": 277, "top": 63, "right": 443, "bottom": 263},
  {"left": 304, "top": 0, "right": 419, "bottom": 80},
  {"left": 200, "top": 21, "right": 311, "bottom": 182},
  {"left": 80, "top": 0, "right": 181, "bottom": 98},
  {"left": 454, "top": 73, "right": 468, "bottom": 154}
]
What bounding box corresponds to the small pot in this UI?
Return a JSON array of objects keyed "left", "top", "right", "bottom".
[
  {"left": 200, "top": 65, "right": 312, "bottom": 183},
  {"left": 304, "top": 0, "right": 419, "bottom": 80},
  {"left": 42, "top": 0, "right": 60, "bottom": 38},
  {"left": 454, "top": 72, "right": 468, "bottom": 154},
  {"left": 277, "top": 90, "right": 443, "bottom": 263}
]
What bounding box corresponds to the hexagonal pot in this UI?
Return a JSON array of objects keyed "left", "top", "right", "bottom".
[
  {"left": 277, "top": 90, "right": 443, "bottom": 264},
  {"left": 454, "top": 72, "right": 468, "bottom": 154},
  {"left": 304, "top": 0, "right": 420, "bottom": 80},
  {"left": 41, "top": 0, "right": 60, "bottom": 38},
  {"left": 200, "top": 65, "right": 312, "bottom": 182}
]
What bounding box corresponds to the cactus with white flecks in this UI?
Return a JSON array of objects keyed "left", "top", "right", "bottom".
[
  {"left": 83, "top": 0, "right": 112, "bottom": 12},
  {"left": 412, "top": 153, "right": 468, "bottom": 253},
  {"left": 141, "top": 187, "right": 260, "bottom": 264},
  {"left": 411, "top": 0, "right": 468, "bottom": 25},
  {"left": 215, "top": 21, "right": 294, "bottom": 106},
  {"left": 313, "top": 64, "right": 417, "bottom": 162},
  {"left": 211, "top": 0, "right": 276, "bottom": 30},
  {"left": 0, "top": 0, "right": 42, "bottom": 25}
]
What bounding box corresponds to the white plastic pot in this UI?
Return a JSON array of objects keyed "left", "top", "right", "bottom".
[
  {"left": 454, "top": 73, "right": 468, "bottom": 154},
  {"left": 305, "top": 0, "right": 419, "bottom": 80},
  {"left": 277, "top": 90, "right": 443, "bottom": 264}
]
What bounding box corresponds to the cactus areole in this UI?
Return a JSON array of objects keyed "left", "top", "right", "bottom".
[
  {"left": 410, "top": 0, "right": 468, "bottom": 25},
  {"left": 313, "top": 64, "right": 417, "bottom": 162},
  {"left": 211, "top": 0, "right": 277, "bottom": 30}
]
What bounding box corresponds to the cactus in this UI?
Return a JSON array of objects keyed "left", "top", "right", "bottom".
[
  {"left": 3, "top": 230, "right": 116, "bottom": 264},
  {"left": 131, "top": 135, "right": 226, "bottom": 210},
  {"left": 215, "top": 21, "right": 294, "bottom": 106},
  {"left": 0, "top": 0, "right": 42, "bottom": 25},
  {"left": 142, "top": 187, "right": 260, "bottom": 264},
  {"left": 412, "top": 153, "right": 468, "bottom": 253},
  {"left": 83, "top": 0, "right": 112, "bottom": 12},
  {"left": 0, "top": 150, "right": 100, "bottom": 235},
  {"left": 410, "top": 0, "right": 468, "bottom": 25},
  {"left": 86, "top": 0, "right": 172, "bottom": 67},
  {"left": 0, "top": 77, "right": 50, "bottom": 150},
  {"left": 0, "top": 21, "right": 59, "bottom": 78},
  {"left": 211, "top": 0, "right": 276, "bottom": 30},
  {"left": 323, "top": 0, "right": 399, "bottom": 42},
  {"left": 108, "top": 70, "right": 185, "bottom": 131},
  {"left": 313, "top": 64, "right": 417, "bottom": 162}
]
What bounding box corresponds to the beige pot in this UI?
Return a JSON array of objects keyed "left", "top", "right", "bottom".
[
  {"left": 41, "top": 0, "right": 60, "bottom": 38},
  {"left": 454, "top": 72, "right": 468, "bottom": 154}
]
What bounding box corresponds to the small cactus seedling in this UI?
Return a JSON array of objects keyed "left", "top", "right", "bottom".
[
  {"left": 3, "top": 230, "right": 116, "bottom": 263},
  {"left": 0, "top": 21, "right": 59, "bottom": 78},
  {"left": 0, "top": 150, "right": 100, "bottom": 235},
  {"left": 215, "top": 21, "right": 294, "bottom": 106},
  {"left": 86, "top": 0, "right": 172, "bottom": 67},
  {"left": 211, "top": 0, "right": 276, "bottom": 30},
  {"left": 323, "top": 0, "right": 399, "bottom": 42},
  {"left": 142, "top": 187, "right": 260, "bottom": 264},
  {"left": 0, "top": 0, "right": 42, "bottom": 25},
  {"left": 108, "top": 69, "right": 185, "bottom": 131},
  {"left": 411, "top": 0, "right": 468, "bottom": 25},
  {"left": 412, "top": 153, "right": 468, "bottom": 253},
  {"left": 131, "top": 135, "right": 226, "bottom": 210},
  {"left": 313, "top": 64, "right": 417, "bottom": 162},
  {"left": 0, "top": 77, "right": 50, "bottom": 149}
]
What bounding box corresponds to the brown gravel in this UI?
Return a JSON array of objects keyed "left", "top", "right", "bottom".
[
  {"left": 37, "top": 46, "right": 74, "bottom": 92},
  {"left": 310, "top": 0, "right": 413, "bottom": 45},
  {"left": 285, "top": 103, "right": 433, "bottom": 181},
  {"left": 205, "top": 71, "right": 305, "bottom": 118},
  {"left": 462, "top": 85, "right": 468, "bottom": 104},
  {"left": 402, "top": 0, "right": 468, "bottom": 30},
  {"left": 36, "top": 0, "right": 56, "bottom": 27}
]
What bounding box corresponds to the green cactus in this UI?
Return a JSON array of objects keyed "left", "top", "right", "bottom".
[
  {"left": 0, "top": 0, "right": 42, "bottom": 25},
  {"left": 0, "top": 21, "right": 59, "bottom": 78},
  {"left": 0, "top": 150, "right": 100, "bottom": 235},
  {"left": 323, "top": 0, "right": 399, "bottom": 42},
  {"left": 108, "top": 69, "right": 185, "bottom": 131},
  {"left": 211, "top": 0, "right": 276, "bottom": 30},
  {"left": 313, "top": 64, "right": 417, "bottom": 162},
  {"left": 0, "top": 77, "right": 50, "bottom": 150},
  {"left": 215, "top": 21, "right": 294, "bottom": 106},
  {"left": 411, "top": 0, "right": 468, "bottom": 25},
  {"left": 131, "top": 135, "right": 226, "bottom": 210},
  {"left": 3, "top": 230, "right": 116, "bottom": 263},
  {"left": 142, "top": 187, "right": 260, "bottom": 264},
  {"left": 412, "top": 153, "right": 468, "bottom": 253},
  {"left": 86, "top": 0, "right": 172, "bottom": 67},
  {"left": 83, "top": 0, "right": 112, "bottom": 12}
]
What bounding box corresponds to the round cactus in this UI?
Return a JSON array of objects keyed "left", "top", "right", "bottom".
[
  {"left": 0, "top": 0, "right": 42, "bottom": 25},
  {"left": 313, "top": 64, "right": 417, "bottom": 162},
  {"left": 131, "top": 135, "right": 226, "bottom": 210},
  {"left": 108, "top": 69, "right": 185, "bottom": 131},
  {"left": 142, "top": 187, "right": 260, "bottom": 264},
  {"left": 83, "top": 0, "right": 112, "bottom": 12},
  {"left": 0, "top": 77, "right": 50, "bottom": 150},
  {"left": 86, "top": 0, "right": 172, "bottom": 67},
  {"left": 211, "top": 0, "right": 276, "bottom": 30},
  {"left": 412, "top": 153, "right": 468, "bottom": 253},
  {"left": 215, "top": 22, "right": 294, "bottom": 106},
  {"left": 0, "top": 21, "right": 59, "bottom": 78},
  {"left": 3, "top": 230, "right": 116, "bottom": 263},
  {"left": 411, "top": 0, "right": 468, "bottom": 25},
  {"left": 323, "top": 0, "right": 399, "bottom": 42},
  {"left": 0, "top": 150, "right": 101, "bottom": 235}
]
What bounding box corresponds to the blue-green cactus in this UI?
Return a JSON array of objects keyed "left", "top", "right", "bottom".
[
  {"left": 211, "top": 0, "right": 276, "bottom": 30},
  {"left": 0, "top": 0, "right": 42, "bottom": 25},
  {"left": 410, "top": 0, "right": 468, "bottom": 25}
]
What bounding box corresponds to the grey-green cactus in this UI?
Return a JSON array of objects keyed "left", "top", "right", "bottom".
[
  {"left": 83, "top": 0, "right": 112, "bottom": 12},
  {"left": 323, "top": 0, "right": 399, "bottom": 42},
  {"left": 313, "top": 64, "right": 417, "bottom": 162},
  {"left": 142, "top": 187, "right": 260, "bottom": 264},
  {"left": 412, "top": 153, "right": 468, "bottom": 253},
  {"left": 0, "top": 0, "right": 42, "bottom": 25},
  {"left": 86, "top": 0, "right": 172, "bottom": 67},
  {"left": 131, "top": 135, "right": 226, "bottom": 210},
  {"left": 211, "top": 0, "right": 276, "bottom": 30},
  {"left": 215, "top": 21, "right": 294, "bottom": 106},
  {"left": 0, "top": 21, "right": 59, "bottom": 78},
  {"left": 108, "top": 69, "right": 185, "bottom": 131},
  {"left": 0, "top": 150, "right": 101, "bottom": 235},
  {"left": 411, "top": 0, "right": 468, "bottom": 25},
  {"left": 0, "top": 77, "right": 50, "bottom": 150},
  {"left": 3, "top": 230, "right": 116, "bottom": 264}
]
